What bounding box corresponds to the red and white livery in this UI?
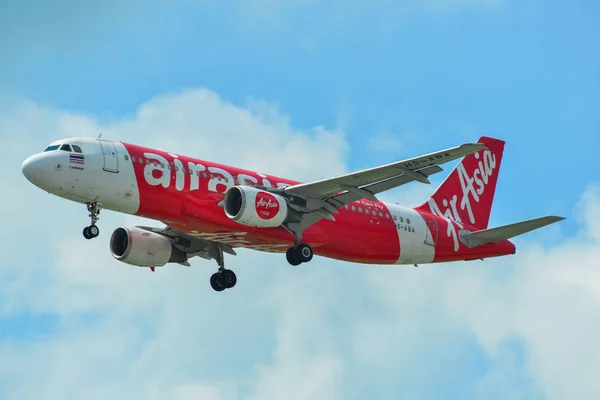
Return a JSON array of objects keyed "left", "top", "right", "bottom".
[{"left": 21, "top": 136, "right": 564, "bottom": 291}]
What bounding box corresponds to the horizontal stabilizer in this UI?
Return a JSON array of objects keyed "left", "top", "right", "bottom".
[{"left": 459, "top": 216, "right": 565, "bottom": 248}]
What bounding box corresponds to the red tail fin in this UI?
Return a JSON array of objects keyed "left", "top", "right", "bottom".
[{"left": 416, "top": 136, "right": 505, "bottom": 230}]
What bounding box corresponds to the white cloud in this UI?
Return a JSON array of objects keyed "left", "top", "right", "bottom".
[
  {"left": 360, "top": 184, "right": 600, "bottom": 400},
  {"left": 0, "top": 87, "right": 350, "bottom": 399},
  {"left": 1, "top": 88, "right": 600, "bottom": 400}
]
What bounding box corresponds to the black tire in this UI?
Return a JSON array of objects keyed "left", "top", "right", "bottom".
[
  {"left": 222, "top": 269, "right": 237, "bottom": 289},
  {"left": 210, "top": 273, "right": 226, "bottom": 292},
  {"left": 286, "top": 247, "right": 302, "bottom": 266},
  {"left": 88, "top": 225, "right": 99, "bottom": 237},
  {"left": 83, "top": 227, "right": 92, "bottom": 239},
  {"left": 295, "top": 243, "right": 313, "bottom": 263}
]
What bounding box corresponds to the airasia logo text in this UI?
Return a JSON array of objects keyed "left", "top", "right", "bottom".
[
  {"left": 255, "top": 192, "right": 280, "bottom": 220},
  {"left": 428, "top": 150, "right": 497, "bottom": 251},
  {"left": 142, "top": 152, "right": 291, "bottom": 194}
]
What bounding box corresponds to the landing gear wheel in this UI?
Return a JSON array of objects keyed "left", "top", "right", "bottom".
[
  {"left": 83, "top": 225, "right": 99, "bottom": 239},
  {"left": 221, "top": 269, "right": 237, "bottom": 288},
  {"left": 208, "top": 243, "right": 237, "bottom": 292},
  {"left": 209, "top": 270, "right": 237, "bottom": 291},
  {"left": 295, "top": 243, "right": 313, "bottom": 263},
  {"left": 88, "top": 225, "right": 99, "bottom": 237},
  {"left": 286, "top": 243, "right": 313, "bottom": 265},
  {"left": 83, "top": 202, "right": 102, "bottom": 239},
  {"left": 286, "top": 247, "right": 302, "bottom": 266},
  {"left": 210, "top": 273, "right": 226, "bottom": 292}
]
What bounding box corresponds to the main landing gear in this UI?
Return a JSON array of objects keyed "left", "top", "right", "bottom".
[
  {"left": 286, "top": 243, "right": 314, "bottom": 266},
  {"left": 209, "top": 243, "right": 237, "bottom": 292},
  {"left": 83, "top": 201, "right": 102, "bottom": 240},
  {"left": 282, "top": 226, "right": 314, "bottom": 266}
]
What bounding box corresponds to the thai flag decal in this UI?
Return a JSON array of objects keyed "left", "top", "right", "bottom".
[{"left": 69, "top": 153, "right": 85, "bottom": 164}]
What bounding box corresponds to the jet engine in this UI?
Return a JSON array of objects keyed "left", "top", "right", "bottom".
[
  {"left": 110, "top": 226, "right": 187, "bottom": 267},
  {"left": 223, "top": 186, "right": 300, "bottom": 228}
]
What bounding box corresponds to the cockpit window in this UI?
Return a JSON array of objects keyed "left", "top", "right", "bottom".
[
  {"left": 43, "top": 143, "right": 83, "bottom": 153},
  {"left": 43, "top": 145, "right": 60, "bottom": 152}
]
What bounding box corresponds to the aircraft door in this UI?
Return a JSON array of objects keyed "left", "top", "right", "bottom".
[
  {"left": 98, "top": 140, "right": 119, "bottom": 173},
  {"left": 422, "top": 213, "right": 438, "bottom": 246}
]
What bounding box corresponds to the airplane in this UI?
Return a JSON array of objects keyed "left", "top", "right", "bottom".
[{"left": 21, "top": 135, "right": 564, "bottom": 292}]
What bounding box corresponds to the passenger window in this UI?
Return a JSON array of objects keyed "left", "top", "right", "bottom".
[
  {"left": 72, "top": 145, "right": 82, "bottom": 153},
  {"left": 407, "top": 218, "right": 411, "bottom": 224},
  {"left": 352, "top": 206, "right": 356, "bottom": 212},
  {"left": 359, "top": 207, "right": 363, "bottom": 213},
  {"left": 400, "top": 217, "right": 404, "bottom": 222},
  {"left": 60, "top": 144, "right": 72, "bottom": 152},
  {"left": 379, "top": 212, "right": 383, "bottom": 218},
  {"left": 365, "top": 209, "right": 370, "bottom": 215}
]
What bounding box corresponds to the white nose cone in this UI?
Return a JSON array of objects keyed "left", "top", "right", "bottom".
[{"left": 21, "top": 154, "right": 46, "bottom": 187}]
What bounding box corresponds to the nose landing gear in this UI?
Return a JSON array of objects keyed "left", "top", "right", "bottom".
[{"left": 83, "top": 202, "right": 102, "bottom": 240}]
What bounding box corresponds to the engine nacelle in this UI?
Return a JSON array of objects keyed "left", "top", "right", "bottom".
[
  {"left": 224, "top": 186, "right": 296, "bottom": 228},
  {"left": 110, "top": 226, "right": 187, "bottom": 267}
]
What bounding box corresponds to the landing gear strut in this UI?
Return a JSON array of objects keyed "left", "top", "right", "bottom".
[
  {"left": 209, "top": 243, "right": 237, "bottom": 292},
  {"left": 283, "top": 225, "right": 314, "bottom": 266},
  {"left": 83, "top": 202, "right": 102, "bottom": 239}
]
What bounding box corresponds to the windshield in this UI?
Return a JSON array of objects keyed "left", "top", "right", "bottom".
[{"left": 43, "top": 143, "right": 83, "bottom": 153}]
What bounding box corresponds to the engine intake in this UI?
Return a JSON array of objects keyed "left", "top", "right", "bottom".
[
  {"left": 110, "top": 226, "right": 187, "bottom": 267},
  {"left": 224, "top": 186, "right": 299, "bottom": 228}
]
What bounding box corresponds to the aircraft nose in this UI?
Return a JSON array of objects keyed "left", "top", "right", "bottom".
[{"left": 21, "top": 154, "right": 46, "bottom": 184}]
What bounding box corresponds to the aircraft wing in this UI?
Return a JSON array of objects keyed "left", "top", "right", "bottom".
[
  {"left": 268, "top": 141, "right": 487, "bottom": 233},
  {"left": 283, "top": 142, "right": 485, "bottom": 207}
]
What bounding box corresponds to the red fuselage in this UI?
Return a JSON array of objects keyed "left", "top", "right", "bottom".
[{"left": 120, "top": 141, "right": 516, "bottom": 265}]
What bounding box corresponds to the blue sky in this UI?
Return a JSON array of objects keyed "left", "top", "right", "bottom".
[
  {"left": 3, "top": 0, "right": 598, "bottom": 230},
  {"left": 1, "top": 1, "right": 600, "bottom": 399}
]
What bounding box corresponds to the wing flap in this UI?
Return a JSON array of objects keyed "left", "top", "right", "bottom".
[
  {"left": 359, "top": 165, "right": 443, "bottom": 195},
  {"left": 312, "top": 166, "right": 440, "bottom": 209},
  {"left": 459, "top": 216, "right": 565, "bottom": 248}
]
